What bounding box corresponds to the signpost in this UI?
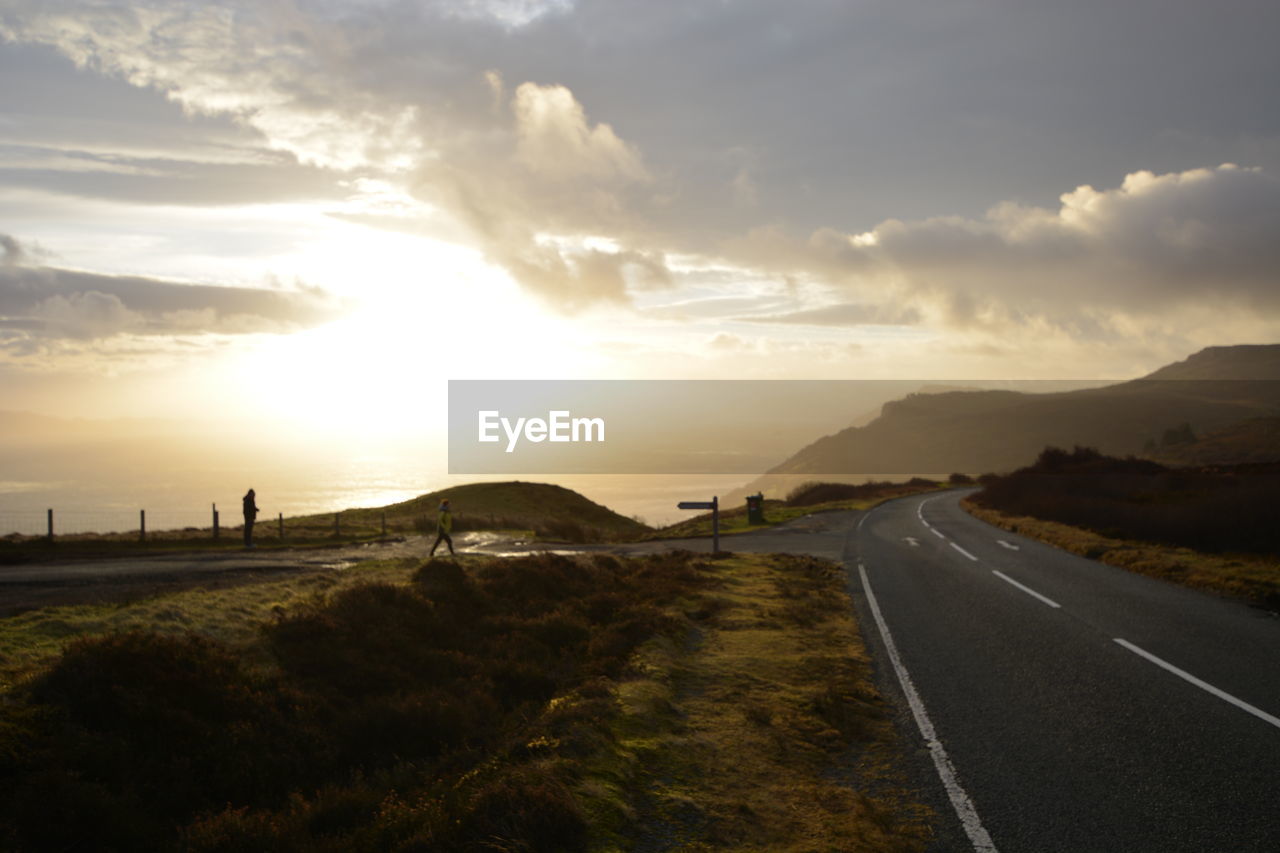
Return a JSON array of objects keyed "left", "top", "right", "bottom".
[{"left": 677, "top": 496, "right": 719, "bottom": 554}]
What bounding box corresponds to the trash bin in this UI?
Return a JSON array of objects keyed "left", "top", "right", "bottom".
[{"left": 746, "top": 492, "right": 765, "bottom": 525}]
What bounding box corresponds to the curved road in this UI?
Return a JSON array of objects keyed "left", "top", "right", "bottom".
[
  {"left": 848, "top": 490, "right": 1280, "bottom": 852},
  {"left": 627, "top": 491, "right": 1280, "bottom": 851}
]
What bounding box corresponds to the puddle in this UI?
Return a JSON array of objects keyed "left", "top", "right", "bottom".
[
  {"left": 464, "top": 549, "right": 585, "bottom": 558},
  {"left": 303, "top": 560, "right": 358, "bottom": 571}
]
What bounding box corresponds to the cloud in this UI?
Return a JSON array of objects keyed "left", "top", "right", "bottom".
[
  {"left": 29, "top": 290, "right": 142, "bottom": 338},
  {"left": 1, "top": 2, "right": 675, "bottom": 311},
  {"left": 513, "top": 82, "right": 646, "bottom": 182},
  {"left": 1, "top": 233, "right": 25, "bottom": 265},
  {"left": 708, "top": 331, "right": 746, "bottom": 351},
  {"left": 2, "top": 0, "right": 1279, "bottom": 339},
  {"left": 740, "top": 301, "right": 921, "bottom": 327},
  {"left": 728, "top": 165, "right": 1280, "bottom": 341},
  {"left": 0, "top": 233, "right": 344, "bottom": 343}
]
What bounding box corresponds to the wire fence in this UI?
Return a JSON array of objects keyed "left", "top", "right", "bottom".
[
  {"left": 0, "top": 508, "right": 211, "bottom": 538},
  {"left": 0, "top": 506, "right": 406, "bottom": 541}
]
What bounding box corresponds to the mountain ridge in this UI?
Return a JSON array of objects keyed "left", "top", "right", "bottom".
[{"left": 759, "top": 344, "right": 1280, "bottom": 482}]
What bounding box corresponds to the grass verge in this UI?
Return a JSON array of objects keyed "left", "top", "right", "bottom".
[
  {"left": 590, "top": 553, "right": 932, "bottom": 851},
  {"left": 964, "top": 500, "right": 1280, "bottom": 611}
]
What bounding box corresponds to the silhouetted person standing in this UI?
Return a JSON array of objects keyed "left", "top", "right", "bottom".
[
  {"left": 430, "top": 498, "right": 454, "bottom": 556},
  {"left": 243, "top": 488, "right": 259, "bottom": 548}
]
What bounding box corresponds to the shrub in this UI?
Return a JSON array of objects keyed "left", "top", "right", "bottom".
[
  {"left": 7, "top": 632, "right": 319, "bottom": 850},
  {"left": 785, "top": 480, "right": 895, "bottom": 506},
  {"left": 2, "top": 551, "right": 704, "bottom": 851},
  {"left": 458, "top": 766, "right": 588, "bottom": 852},
  {"left": 973, "top": 447, "right": 1280, "bottom": 555}
]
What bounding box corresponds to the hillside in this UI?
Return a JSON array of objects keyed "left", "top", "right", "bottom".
[
  {"left": 370, "top": 481, "right": 650, "bottom": 542},
  {"left": 757, "top": 344, "right": 1280, "bottom": 478},
  {"left": 1148, "top": 417, "right": 1280, "bottom": 465},
  {"left": 1141, "top": 344, "right": 1280, "bottom": 380}
]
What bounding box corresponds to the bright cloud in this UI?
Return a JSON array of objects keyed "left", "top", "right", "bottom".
[{"left": 513, "top": 82, "right": 646, "bottom": 182}]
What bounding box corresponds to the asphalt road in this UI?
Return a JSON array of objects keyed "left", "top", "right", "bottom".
[{"left": 846, "top": 490, "right": 1280, "bottom": 852}]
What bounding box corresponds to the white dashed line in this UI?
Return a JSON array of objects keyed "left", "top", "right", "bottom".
[
  {"left": 997, "top": 540, "right": 1020, "bottom": 551},
  {"left": 1114, "top": 639, "right": 1280, "bottom": 730},
  {"left": 858, "top": 563, "right": 999, "bottom": 852},
  {"left": 931, "top": 527, "right": 946, "bottom": 539},
  {"left": 950, "top": 542, "right": 978, "bottom": 561},
  {"left": 992, "top": 570, "right": 1061, "bottom": 609}
]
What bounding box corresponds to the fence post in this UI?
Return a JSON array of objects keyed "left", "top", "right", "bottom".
[
  {"left": 47, "top": 508, "right": 53, "bottom": 542},
  {"left": 212, "top": 503, "right": 219, "bottom": 540},
  {"left": 140, "top": 509, "right": 146, "bottom": 543},
  {"left": 712, "top": 496, "right": 719, "bottom": 556},
  {"left": 278, "top": 512, "right": 284, "bottom": 541}
]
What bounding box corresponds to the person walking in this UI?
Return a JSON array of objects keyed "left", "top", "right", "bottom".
[
  {"left": 243, "top": 488, "right": 259, "bottom": 548},
  {"left": 430, "top": 498, "right": 454, "bottom": 556}
]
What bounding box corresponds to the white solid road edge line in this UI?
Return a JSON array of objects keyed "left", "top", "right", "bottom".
[
  {"left": 991, "top": 570, "right": 1062, "bottom": 609},
  {"left": 858, "top": 562, "right": 1000, "bottom": 853},
  {"left": 1113, "top": 638, "right": 1280, "bottom": 731},
  {"left": 950, "top": 542, "right": 979, "bottom": 561}
]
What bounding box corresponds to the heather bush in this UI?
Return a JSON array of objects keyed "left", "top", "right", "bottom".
[
  {"left": 0, "top": 551, "right": 704, "bottom": 851},
  {"left": 973, "top": 446, "right": 1280, "bottom": 554}
]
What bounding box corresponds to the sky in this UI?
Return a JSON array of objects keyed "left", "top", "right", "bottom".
[{"left": 2, "top": 0, "right": 1280, "bottom": 440}]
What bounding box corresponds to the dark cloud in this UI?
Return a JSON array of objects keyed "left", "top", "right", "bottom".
[
  {"left": 0, "top": 146, "right": 343, "bottom": 207},
  {"left": 869, "top": 165, "right": 1280, "bottom": 315},
  {"left": 0, "top": 233, "right": 25, "bottom": 265},
  {"left": 0, "top": 234, "right": 344, "bottom": 341},
  {"left": 721, "top": 164, "right": 1280, "bottom": 339}
]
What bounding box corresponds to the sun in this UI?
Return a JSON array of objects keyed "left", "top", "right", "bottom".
[{"left": 230, "top": 227, "right": 590, "bottom": 442}]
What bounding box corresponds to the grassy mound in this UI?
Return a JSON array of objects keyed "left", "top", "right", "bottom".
[{"left": 325, "top": 481, "right": 651, "bottom": 543}]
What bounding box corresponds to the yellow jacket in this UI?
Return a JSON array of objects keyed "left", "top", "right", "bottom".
[{"left": 437, "top": 507, "right": 452, "bottom": 534}]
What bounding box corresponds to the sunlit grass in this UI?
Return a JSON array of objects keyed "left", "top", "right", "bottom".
[
  {"left": 650, "top": 480, "right": 948, "bottom": 540},
  {"left": 590, "top": 553, "right": 932, "bottom": 851},
  {"left": 964, "top": 501, "right": 1280, "bottom": 609},
  {"left": 0, "top": 557, "right": 424, "bottom": 690}
]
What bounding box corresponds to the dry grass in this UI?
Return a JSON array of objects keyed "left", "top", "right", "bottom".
[
  {"left": 0, "top": 557, "right": 424, "bottom": 691},
  {"left": 964, "top": 501, "right": 1280, "bottom": 610},
  {"left": 652, "top": 481, "right": 947, "bottom": 540},
  {"left": 598, "top": 553, "right": 932, "bottom": 852}
]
